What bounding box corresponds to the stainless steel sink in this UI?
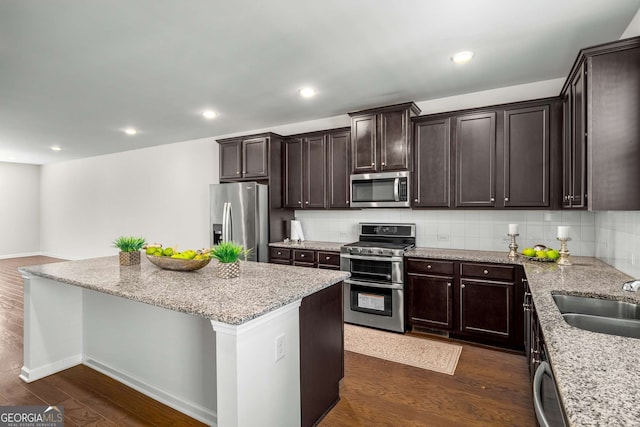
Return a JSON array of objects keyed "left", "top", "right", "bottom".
[{"left": 552, "top": 294, "right": 640, "bottom": 339}]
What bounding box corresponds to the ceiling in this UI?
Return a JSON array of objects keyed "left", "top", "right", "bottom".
[{"left": 1, "top": 0, "right": 639, "bottom": 165}]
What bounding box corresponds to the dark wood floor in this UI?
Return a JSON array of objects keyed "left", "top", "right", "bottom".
[{"left": 1, "top": 256, "right": 535, "bottom": 426}]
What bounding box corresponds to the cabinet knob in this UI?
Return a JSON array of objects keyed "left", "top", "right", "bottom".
[
  {"left": 236, "top": 170, "right": 240, "bottom": 174},
  {"left": 504, "top": 197, "right": 509, "bottom": 202},
  {"left": 305, "top": 201, "right": 309, "bottom": 204},
  {"left": 277, "top": 251, "right": 282, "bottom": 255},
  {"left": 447, "top": 282, "right": 452, "bottom": 288},
  {"left": 243, "top": 170, "right": 246, "bottom": 174},
  {"left": 427, "top": 265, "right": 432, "bottom": 269},
  {"left": 381, "top": 162, "right": 385, "bottom": 166},
  {"left": 298, "top": 201, "right": 302, "bottom": 204},
  {"left": 326, "top": 256, "right": 331, "bottom": 260},
  {"left": 414, "top": 199, "right": 418, "bottom": 202},
  {"left": 461, "top": 284, "right": 466, "bottom": 289},
  {"left": 346, "top": 200, "right": 349, "bottom": 204},
  {"left": 371, "top": 163, "right": 375, "bottom": 166},
  {"left": 301, "top": 254, "right": 305, "bottom": 258},
  {"left": 490, "top": 197, "right": 495, "bottom": 202},
  {"left": 483, "top": 269, "right": 489, "bottom": 275}
]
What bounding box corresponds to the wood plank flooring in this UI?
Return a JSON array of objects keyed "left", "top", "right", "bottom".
[{"left": 1, "top": 256, "right": 535, "bottom": 426}]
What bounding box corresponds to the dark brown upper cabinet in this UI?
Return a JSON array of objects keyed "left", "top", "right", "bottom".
[
  {"left": 326, "top": 129, "right": 352, "bottom": 209},
  {"left": 561, "top": 36, "right": 640, "bottom": 210},
  {"left": 349, "top": 102, "right": 421, "bottom": 173},
  {"left": 503, "top": 104, "right": 550, "bottom": 207},
  {"left": 455, "top": 112, "right": 497, "bottom": 207},
  {"left": 412, "top": 117, "right": 452, "bottom": 207},
  {"left": 217, "top": 132, "right": 282, "bottom": 181},
  {"left": 284, "top": 131, "right": 333, "bottom": 210}
]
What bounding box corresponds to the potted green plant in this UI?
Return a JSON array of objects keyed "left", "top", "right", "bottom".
[
  {"left": 209, "top": 241, "right": 250, "bottom": 278},
  {"left": 113, "top": 236, "right": 146, "bottom": 266}
]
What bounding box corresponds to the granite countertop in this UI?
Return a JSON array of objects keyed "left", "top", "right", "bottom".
[
  {"left": 269, "top": 241, "right": 344, "bottom": 252},
  {"left": 407, "top": 246, "right": 640, "bottom": 426},
  {"left": 19, "top": 256, "right": 349, "bottom": 326}
]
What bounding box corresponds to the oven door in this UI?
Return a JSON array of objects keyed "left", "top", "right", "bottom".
[
  {"left": 344, "top": 279, "right": 405, "bottom": 332},
  {"left": 340, "top": 254, "right": 404, "bottom": 284}
]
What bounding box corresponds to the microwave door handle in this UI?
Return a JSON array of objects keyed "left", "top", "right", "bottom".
[{"left": 394, "top": 177, "right": 400, "bottom": 201}]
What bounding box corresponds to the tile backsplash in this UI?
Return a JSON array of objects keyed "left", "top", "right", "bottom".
[
  {"left": 595, "top": 211, "right": 640, "bottom": 278},
  {"left": 293, "top": 209, "right": 597, "bottom": 256}
]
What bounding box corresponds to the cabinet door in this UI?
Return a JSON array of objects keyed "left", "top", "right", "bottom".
[
  {"left": 459, "top": 279, "right": 513, "bottom": 340},
  {"left": 503, "top": 105, "right": 550, "bottom": 207},
  {"left": 303, "top": 135, "right": 327, "bottom": 209},
  {"left": 570, "top": 64, "right": 587, "bottom": 208},
  {"left": 243, "top": 137, "right": 269, "bottom": 178},
  {"left": 351, "top": 114, "right": 377, "bottom": 173},
  {"left": 219, "top": 140, "right": 242, "bottom": 180},
  {"left": 562, "top": 95, "right": 572, "bottom": 208},
  {"left": 408, "top": 274, "right": 453, "bottom": 330},
  {"left": 379, "top": 109, "right": 410, "bottom": 171},
  {"left": 284, "top": 138, "right": 303, "bottom": 209},
  {"left": 413, "top": 118, "right": 451, "bottom": 207},
  {"left": 327, "top": 130, "right": 351, "bottom": 209},
  {"left": 455, "top": 112, "right": 496, "bottom": 207}
]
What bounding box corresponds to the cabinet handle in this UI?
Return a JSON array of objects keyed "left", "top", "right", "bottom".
[
  {"left": 483, "top": 269, "right": 489, "bottom": 275},
  {"left": 461, "top": 284, "right": 466, "bottom": 289},
  {"left": 447, "top": 282, "right": 452, "bottom": 288},
  {"left": 504, "top": 197, "right": 509, "bottom": 202},
  {"left": 427, "top": 265, "right": 432, "bottom": 269}
]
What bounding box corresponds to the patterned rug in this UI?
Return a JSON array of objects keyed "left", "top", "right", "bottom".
[{"left": 344, "top": 324, "right": 463, "bottom": 375}]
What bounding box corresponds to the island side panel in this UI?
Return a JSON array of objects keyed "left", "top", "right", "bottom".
[
  {"left": 211, "top": 300, "right": 301, "bottom": 427},
  {"left": 299, "top": 282, "right": 344, "bottom": 427},
  {"left": 20, "top": 274, "right": 83, "bottom": 382},
  {"left": 82, "top": 289, "right": 216, "bottom": 425}
]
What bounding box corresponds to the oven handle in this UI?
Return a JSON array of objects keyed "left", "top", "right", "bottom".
[
  {"left": 345, "top": 279, "right": 403, "bottom": 290},
  {"left": 341, "top": 254, "right": 404, "bottom": 262}
]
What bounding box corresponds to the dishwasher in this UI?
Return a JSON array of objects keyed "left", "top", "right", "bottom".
[{"left": 533, "top": 348, "right": 568, "bottom": 427}]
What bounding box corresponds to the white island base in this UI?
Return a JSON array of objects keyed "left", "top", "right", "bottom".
[{"left": 21, "top": 274, "right": 303, "bottom": 427}]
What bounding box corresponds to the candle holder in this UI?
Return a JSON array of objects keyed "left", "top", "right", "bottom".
[
  {"left": 508, "top": 233, "right": 519, "bottom": 259},
  {"left": 556, "top": 237, "right": 572, "bottom": 266}
]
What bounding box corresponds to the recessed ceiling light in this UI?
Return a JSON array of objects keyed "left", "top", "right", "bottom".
[
  {"left": 451, "top": 51, "right": 475, "bottom": 64},
  {"left": 202, "top": 110, "right": 218, "bottom": 119},
  {"left": 298, "top": 87, "right": 317, "bottom": 98},
  {"left": 124, "top": 128, "right": 137, "bottom": 135},
  {"left": 50, "top": 146, "right": 62, "bottom": 151}
]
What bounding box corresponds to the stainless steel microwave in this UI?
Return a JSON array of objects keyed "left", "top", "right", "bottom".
[{"left": 350, "top": 171, "right": 410, "bottom": 208}]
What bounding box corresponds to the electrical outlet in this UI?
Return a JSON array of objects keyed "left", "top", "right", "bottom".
[{"left": 275, "top": 334, "right": 286, "bottom": 361}]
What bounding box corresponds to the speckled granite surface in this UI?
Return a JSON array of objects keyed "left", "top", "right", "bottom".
[
  {"left": 19, "top": 256, "right": 349, "bottom": 326},
  {"left": 408, "top": 247, "right": 640, "bottom": 427},
  {"left": 269, "top": 241, "right": 344, "bottom": 252}
]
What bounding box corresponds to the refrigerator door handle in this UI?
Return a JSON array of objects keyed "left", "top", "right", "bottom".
[
  {"left": 222, "top": 202, "right": 229, "bottom": 242},
  {"left": 223, "top": 202, "right": 233, "bottom": 243}
]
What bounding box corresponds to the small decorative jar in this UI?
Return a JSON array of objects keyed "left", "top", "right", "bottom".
[
  {"left": 119, "top": 251, "right": 141, "bottom": 266},
  {"left": 216, "top": 261, "right": 240, "bottom": 279}
]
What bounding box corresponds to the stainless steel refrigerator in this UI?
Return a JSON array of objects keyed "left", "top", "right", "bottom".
[{"left": 210, "top": 182, "right": 269, "bottom": 262}]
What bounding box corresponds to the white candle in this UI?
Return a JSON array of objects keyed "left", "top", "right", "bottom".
[
  {"left": 508, "top": 224, "right": 518, "bottom": 235},
  {"left": 557, "top": 226, "right": 570, "bottom": 239}
]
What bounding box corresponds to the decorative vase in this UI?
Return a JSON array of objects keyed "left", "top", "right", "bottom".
[
  {"left": 119, "top": 251, "right": 141, "bottom": 266},
  {"left": 216, "top": 261, "right": 240, "bottom": 279}
]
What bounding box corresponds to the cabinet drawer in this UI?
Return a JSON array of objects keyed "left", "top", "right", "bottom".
[
  {"left": 269, "top": 247, "right": 291, "bottom": 260},
  {"left": 406, "top": 258, "right": 454, "bottom": 275},
  {"left": 317, "top": 251, "right": 340, "bottom": 266},
  {"left": 293, "top": 261, "right": 315, "bottom": 268},
  {"left": 293, "top": 249, "right": 316, "bottom": 263},
  {"left": 460, "top": 263, "right": 515, "bottom": 281},
  {"left": 271, "top": 259, "right": 291, "bottom": 266}
]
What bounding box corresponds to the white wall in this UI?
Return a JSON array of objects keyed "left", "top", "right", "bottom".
[
  {"left": 0, "top": 162, "right": 41, "bottom": 258},
  {"left": 40, "top": 137, "right": 217, "bottom": 259},
  {"left": 621, "top": 5, "right": 640, "bottom": 39},
  {"left": 295, "top": 209, "right": 596, "bottom": 256}
]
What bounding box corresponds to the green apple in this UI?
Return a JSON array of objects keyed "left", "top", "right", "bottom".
[
  {"left": 547, "top": 249, "right": 560, "bottom": 261},
  {"left": 535, "top": 250, "right": 548, "bottom": 259},
  {"left": 522, "top": 248, "right": 536, "bottom": 257}
]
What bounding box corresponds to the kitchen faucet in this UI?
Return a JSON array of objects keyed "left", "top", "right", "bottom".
[{"left": 622, "top": 280, "right": 640, "bottom": 292}]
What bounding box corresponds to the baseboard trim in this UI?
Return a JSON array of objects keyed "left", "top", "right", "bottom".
[
  {"left": 83, "top": 357, "right": 217, "bottom": 426},
  {"left": 0, "top": 252, "right": 43, "bottom": 260},
  {"left": 19, "top": 354, "right": 83, "bottom": 383}
]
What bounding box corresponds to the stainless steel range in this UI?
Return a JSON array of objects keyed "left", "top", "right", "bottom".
[{"left": 341, "top": 223, "right": 416, "bottom": 333}]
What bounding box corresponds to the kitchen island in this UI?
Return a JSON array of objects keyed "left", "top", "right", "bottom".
[{"left": 19, "top": 256, "right": 349, "bottom": 427}]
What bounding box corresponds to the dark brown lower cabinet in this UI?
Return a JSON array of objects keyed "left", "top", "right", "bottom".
[
  {"left": 406, "top": 258, "right": 524, "bottom": 350},
  {"left": 299, "top": 282, "right": 344, "bottom": 427}
]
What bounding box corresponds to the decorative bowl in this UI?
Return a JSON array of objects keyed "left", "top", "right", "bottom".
[
  {"left": 146, "top": 254, "right": 211, "bottom": 271},
  {"left": 520, "top": 254, "right": 556, "bottom": 263}
]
